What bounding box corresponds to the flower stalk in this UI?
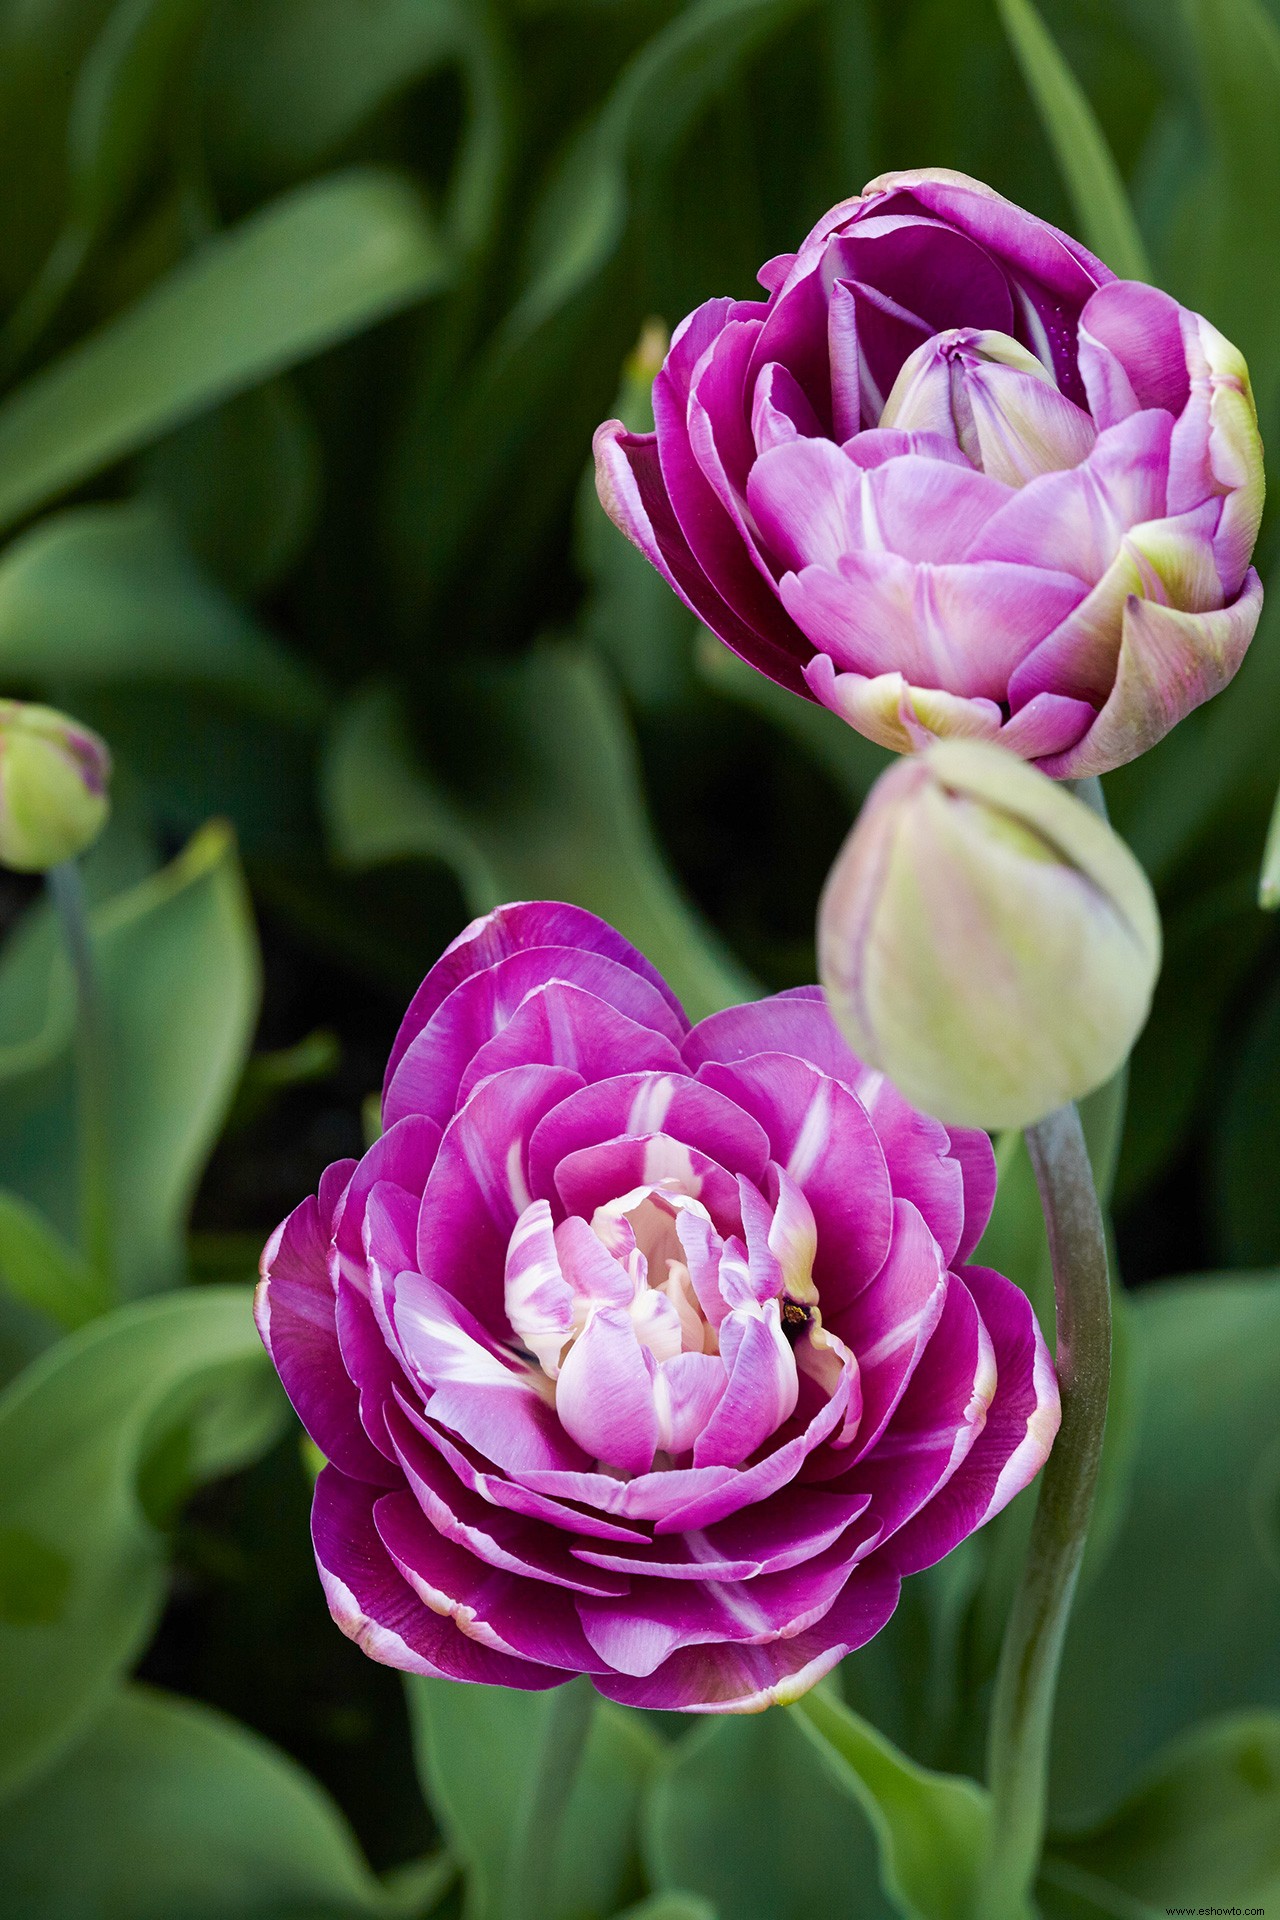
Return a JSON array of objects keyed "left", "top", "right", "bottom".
[{"left": 982, "top": 1101, "right": 1112, "bottom": 1917}]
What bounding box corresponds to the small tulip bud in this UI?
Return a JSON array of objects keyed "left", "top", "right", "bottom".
[
  {"left": 0, "top": 701, "right": 110, "bottom": 873},
  {"left": 818, "top": 740, "right": 1160, "bottom": 1129}
]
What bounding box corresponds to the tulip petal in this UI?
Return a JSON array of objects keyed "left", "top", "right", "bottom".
[
  {"left": 555, "top": 1306, "right": 658, "bottom": 1475},
  {"left": 526, "top": 1071, "right": 770, "bottom": 1203},
  {"left": 693, "top": 1304, "right": 799, "bottom": 1467}
]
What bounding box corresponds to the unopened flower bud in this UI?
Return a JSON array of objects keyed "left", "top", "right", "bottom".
[
  {"left": 0, "top": 701, "right": 110, "bottom": 873},
  {"left": 818, "top": 740, "right": 1160, "bottom": 1129}
]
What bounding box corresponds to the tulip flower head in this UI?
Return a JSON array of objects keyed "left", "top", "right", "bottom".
[
  {"left": 0, "top": 701, "right": 110, "bottom": 873},
  {"left": 819, "top": 741, "right": 1161, "bottom": 1130},
  {"left": 257, "top": 902, "right": 1060, "bottom": 1711},
  {"left": 595, "top": 168, "right": 1264, "bottom": 777}
]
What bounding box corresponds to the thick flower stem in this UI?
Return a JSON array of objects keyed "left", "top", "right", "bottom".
[
  {"left": 982, "top": 1101, "right": 1111, "bottom": 1920},
  {"left": 47, "top": 860, "right": 113, "bottom": 1287},
  {"left": 506, "top": 1677, "right": 595, "bottom": 1920}
]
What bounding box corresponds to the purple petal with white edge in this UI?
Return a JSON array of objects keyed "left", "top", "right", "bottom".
[
  {"left": 767, "top": 1164, "right": 819, "bottom": 1299},
  {"left": 386, "top": 947, "right": 683, "bottom": 1129},
  {"left": 398, "top": 1396, "right": 649, "bottom": 1542},
  {"left": 1078, "top": 280, "right": 1189, "bottom": 427},
  {"left": 835, "top": 1200, "right": 948, "bottom": 1460},
  {"left": 503, "top": 1199, "right": 574, "bottom": 1375},
  {"left": 652, "top": 1351, "right": 727, "bottom": 1453},
  {"left": 751, "top": 360, "right": 824, "bottom": 454},
  {"left": 783, "top": 550, "right": 1085, "bottom": 700},
  {"left": 455, "top": 981, "right": 684, "bottom": 1110},
  {"left": 1040, "top": 567, "right": 1264, "bottom": 779},
  {"left": 386, "top": 900, "right": 686, "bottom": 1092},
  {"left": 595, "top": 422, "right": 813, "bottom": 695},
  {"left": 885, "top": 1265, "right": 1060, "bottom": 1577},
  {"left": 527, "top": 1071, "right": 770, "bottom": 1203},
  {"left": 832, "top": 1272, "right": 996, "bottom": 1538},
  {"left": 697, "top": 1055, "right": 892, "bottom": 1312},
  {"left": 693, "top": 1304, "right": 799, "bottom": 1467},
  {"left": 688, "top": 320, "right": 801, "bottom": 597},
  {"left": 591, "top": 1567, "right": 901, "bottom": 1712},
  {"left": 553, "top": 1213, "right": 635, "bottom": 1308},
  {"left": 256, "top": 1186, "right": 397, "bottom": 1485},
  {"left": 555, "top": 1305, "right": 658, "bottom": 1475},
  {"left": 554, "top": 1136, "right": 744, "bottom": 1236},
  {"left": 374, "top": 1491, "right": 612, "bottom": 1672},
  {"left": 331, "top": 1117, "right": 440, "bottom": 1281},
  {"left": 947, "top": 1129, "right": 999, "bottom": 1261},
  {"left": 968, "top": 411, "right": 1172, "bottom": 583},
  {"left": 723, "top": 1176, "right": 786, "bottom": 1306},
  {"left": 384, "top": 1402, "right": 627, "bottom": 1595},
  {"left": 415, "top": 1064, "right": 583, "bottom": 1333},
  {"left": 312, "top": 1466, "right": 563, "bottom": 1686},
  {"left": 573, "top": 1486, "right": 873, "bottom": 1580},
  {"left": 578, "top": 1530, "right": 877, "bottom": 1678},
  {"left": 335, "top": 1274, "right": 405, "bottom": 1463}
]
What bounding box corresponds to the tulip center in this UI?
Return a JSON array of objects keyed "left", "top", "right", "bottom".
[{"left": 503, "top": 1165, "right": 850, "bottom": 1477}]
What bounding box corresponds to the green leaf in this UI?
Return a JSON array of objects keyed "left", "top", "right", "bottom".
[
  {"left": 792, "top": 1687, "right": 999, "bottom": 1920},
  {"left": 1211, "top": 965, "right": 1280, "bottom": 1262},
  {"left": 0, "top": 821, "right": 262, "bottom": 1296},
  {"left": 1043, "top": 1711, "right": 1280, "bottom": 1915},
  {"left": 0, "top": 1190, "right": 107, "bottom": 1332},
  {"left": 405, "top": 1676, "right": 658, "bottom": 1920},
  {"left": 617, "top": 1899, "right": 717, "bottom": 1920},
  {"left": 0, "top": 1681, "right": 428, "bottom": 1918},
  {"left": 323, "top": 649, "right": 756, "bottom": 1022},
  {"left": 0, "top": 501, "right": 324, "bottom": 721},
  {"left": 644, "top": 1706, "right": 894, "bottom": 1920},
  {"left": 995, "top": 0, "right": 1150, "bottom": 280},
  {"left": 0, "top": 167, "right": 452, "bottom": 536},
  {"left": 0, "top": 1287, "right": 280, "bottom": 1801},
  {"left": 1050, "top": 1273, "right": 1280, "bottom": 1826}
]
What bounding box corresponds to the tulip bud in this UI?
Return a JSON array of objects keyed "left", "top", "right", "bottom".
[
  {"left": 818, "top": 741, "right": 1160, "bottom": 1129},
  {"left": 0, "top": 701, "right": 110, "bottom": 873}
]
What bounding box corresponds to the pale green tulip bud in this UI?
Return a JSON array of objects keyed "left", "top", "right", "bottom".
[
  {"left": 818, "top": 740, "right": 1160, "bottom": 1129},
  {"left": 0, "top": 701, "right": 110, "bottom": 873}
]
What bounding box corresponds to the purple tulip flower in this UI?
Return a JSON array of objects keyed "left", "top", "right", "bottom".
[
  {"left": 257, "top": 902, "right": 1059, "bottom": 1712},
  {"left": 595, "top": 168, "right": 1265, "bottom": 777}
]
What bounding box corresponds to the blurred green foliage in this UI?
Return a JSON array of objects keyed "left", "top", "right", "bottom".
[{"left": 0, "top": 0, "right": 1279, "bottom": 1914}]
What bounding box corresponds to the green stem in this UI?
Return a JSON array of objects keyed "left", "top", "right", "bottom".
[
  {"left": 47, "top": 860, "right": 114, "bottom": 1287},
  {"left": 982, "top": 1102, "right": 1111, "bottom": 1919},
  {"left": 505, "top": 1677, "right": 594, "bottom": 1920}
]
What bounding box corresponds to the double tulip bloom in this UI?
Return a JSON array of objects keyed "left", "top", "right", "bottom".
[
  {"left": 595, "top": 168, "right": 1264, "bottom": 776},
  {"left": 257, "top": 904, "right": 1059, "bottom": 1711}
]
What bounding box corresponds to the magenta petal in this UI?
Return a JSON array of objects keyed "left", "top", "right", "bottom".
[
  {"left": 332, "top": 1118, "right": 440, "bottom": 1280},
  {"left": 528, "top": 1072, "right": 769, "bottom": 1201},
  {"left": 387, "top": 900, "right": 686, "bottom": 1093},
  {"left": 384, "top": 1403, "right": 625, "bottom": 1595},
  {"left": 555, "top": 1306, "right": 658, "bottom": 1475},
  {"left": 415, "top": 1064, "right": 583, "bottom": 1332},
  {"left": 697, "top": 1055, "right": 892, "bottom": 1311},
  {"left": 256, "top": 1188, "right": 396, "bottom": 1486},
  {"left": 747, "top": 437, "right": 867, "bottom": 574},
  {"left": 334, "top": 1273, "right": 404, "bottom": 1464},
  {"left": 837, "top": 1200, "right": 948, "bottom": 1460},
  {"left": 652, "top": 1351, "right": 727, "bottom": 1454},
  {"left": 555, "top": 1136, "right": 743, "bottom": 1235},
  {"left": 885, "top": 1265, "right": 1060, "bottom": 1577},
  {"left": 591, "top": 1567, "right": 901, "bottom": 1711},
  {"left": 693, "top": 1305, "right": 799, "bottom": 1467},
  {"left": 1078, "top": 280, "right": 1190, "bottom": 425},
  {"left": 312, "top": 1466, "right": 563, "bottom": 1686},
  {"left": 455, "top": 981, "right": 684, "bottom": 1109},
  {"left": 850, "top": 1071, "right": 966, "bottom": 1265},
  {"left": 948, "top": 1129, "right": 999, "bottom": 1262},
  {"left": 574, "top": 1487, "right": 872, "bottom": 1581},
  {"left": 374, "top": 1490, "right": 609, "bottom": 1671},
  {"left": 683, "top": 987, "right": 859, "bottom": 1086},
  {"left": 386, "top": 948, "right": 683, "bottom": 1129}
]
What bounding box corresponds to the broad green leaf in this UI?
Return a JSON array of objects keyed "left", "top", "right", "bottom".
[
  {"left": 1043, "top": 1711, "right": 1280, "bottom": 1915},
  {"left": 996, "top": 0, "right": 1150, "bottom": 279},
  {"left": 0, "top": 501, "right": 324, "bottom": 720},
  {"left": 0, "top": 1286, "right": 280, "bottom": 1800},
  {"left": 0, "top": 1681, "right": 434, "bottom": 1918},
  {"left": 0, "top": 821, "right": 261, "bottom": 1296},
  {"left": 793, "top": 1687, "right": 1001, "bottom": 1920},
  {"left": 323, "top": 649, "right": 756, "bottom": 1021},
  {"left": 405, "top": 1676, "right": 659, "bottom": 1920},
  {"left": 69, "top": 0, "right": 214, "bottom": 234},
  {"left": 1050, "top": 1273, "right": 1280, "bottom": 1825},
  {"left": 506, "top": 0, "right": 819, "bottom": 345},
  {"left": 0, "top": 1190, "right": 106, "bottom": 1331},
  {"left": 617, "top": 1900, "right": 717, "bottom": 1920},
  {"left": 0, "top": 167, "right": 452, "bottom": 535},
  {"left": 644, "top": 1706, "right": 893, "bottom": 1920},
  {"left": 140, "top": 378, "right": 322, "bottom": 596}
]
